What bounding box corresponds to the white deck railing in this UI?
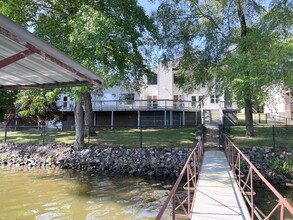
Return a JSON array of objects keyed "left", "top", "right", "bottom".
[{"left": 57, "top": 99, "right": 203, "bottom": 111}]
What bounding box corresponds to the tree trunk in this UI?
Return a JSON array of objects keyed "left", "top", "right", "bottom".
[
  {"left": 236, "top": 0, "right": 254, "bottom": 136},
  {"left": 74, "top": 98, "right": 85, "bottom": 150},
  {"left": 83, "top": 91, "right": 96, "bottom": 137},
  {"left": 236, "top": 0, "right": 247, "bottom": 37},
  {"left": 244, "top": 91, "right": 254, "bottom": 136}
]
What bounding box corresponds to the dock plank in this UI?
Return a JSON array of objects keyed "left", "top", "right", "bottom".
[{"left": 191, "top": 151, "right": 250, "bottom": 220}]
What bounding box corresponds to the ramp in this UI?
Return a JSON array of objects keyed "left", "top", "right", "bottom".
[{"left": 191, "top": 151, "right": 250, "bottom": 220}]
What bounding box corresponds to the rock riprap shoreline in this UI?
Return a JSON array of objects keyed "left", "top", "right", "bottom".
[
  {"left": 0, "top": 144, "right": 292, "bottom": 185},
  {"left": 242, "top": 147, "right": 293, "bottom": 186},
  {"left": 0, "top": 144, "right": 192, "bottom": 177}
]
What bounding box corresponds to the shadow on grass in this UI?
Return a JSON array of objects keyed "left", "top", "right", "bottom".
[
  {"left": 0, "top": 128, "right": 196, "bottom": 148},
  {"left": 229, "top": 126, "right": 293, "bottom": 150}
]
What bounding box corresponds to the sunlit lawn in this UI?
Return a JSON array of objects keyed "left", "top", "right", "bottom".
[
  {"left": 229, "top": 125, "right": 293, "bottom": 150},
  {"left": 0, "top": 127, "right": 197, "bottom": 148}
]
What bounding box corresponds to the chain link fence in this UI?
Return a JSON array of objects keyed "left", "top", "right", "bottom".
[
  {"left": 0, "top": 124, "right": 202, "bottom": 148},
  {"left": 219, "top": 123, "right": 293, "bottom": 173},
  {"left": 220, "top": 124, "right": 293, "bottom": 149},
  {"left": 238, "top": 113, "right": 293, "bottom": 126}
]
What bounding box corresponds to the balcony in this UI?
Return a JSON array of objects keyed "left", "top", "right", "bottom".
[
  {"left": 58, "top": 99, "right": 201, "bottom": 112},
  {"left": 220, "top": 101, "right": 238, "bottom": 110}
]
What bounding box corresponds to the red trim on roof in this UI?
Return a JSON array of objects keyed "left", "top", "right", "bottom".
[
  {"left": 0, "top": 26, "right": 100, "bottom": 87},
  {"left": 0, "top": 49, "right": 36, "bottom": 68}
]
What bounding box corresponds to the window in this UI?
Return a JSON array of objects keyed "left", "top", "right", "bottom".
[
  {"left": 147, "top": 73, "right": 157, "bottom": 85},
  {"left": 199, "top": 96, "right": 204, "bottom": 102},
  {"left": 210, "top": 95, "right": 220, "bottom": 104},
  {"left": 174, "top": 95, "right": 184, "bottom": 108},
  {"left": 173, "top": 95, "right": 184, "bottom": 101},
  {"left": 191, "top": 96, "right": 196, "bottom": 107},
  {"left": 147, "top": 96, "right": 158, "bottom": 108},
  {"left": 173, "top": 74, "right": 180, "bottom": 84},
  {"left": 63, "top": 96, "right": 68, "bottom": 108},
  {"left": 119, "top": 93, "right": 135, "bottom": 104}
]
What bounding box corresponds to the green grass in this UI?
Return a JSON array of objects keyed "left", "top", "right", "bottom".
[
  {"left": 0, "top": 128, "right": 197, "bottom": 148},
  {"left": 2, "top": 126, "right": 292, "bottom": 150},
  {"left": 229, "top": 125, "right": 293, "bottom": 150}
]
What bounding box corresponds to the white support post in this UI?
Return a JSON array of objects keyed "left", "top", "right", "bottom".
[
  {"left": 111, "top": 111, "right": 114, "bottom": 129},
  {"left": 201, "top": 102, "right": 204, "bottom": 125},
  {"left": 183, "top": 111, "right": 185, "bottom": 127},
  {"left": 164, "top": 110, "right": 167, "bottom": 128},
  {"left": 93, "top": 112, "right": 96, "bottom": 127},
  {"left": 138, "top": 110, "right": 141, "bottom": 129},
  {"left": 170, "top": 110, "right": 173, "bottom": 128}
]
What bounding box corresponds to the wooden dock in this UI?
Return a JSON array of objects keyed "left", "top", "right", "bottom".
[{"left": 191, "top": 151, "right": 250, "bottom": 220}]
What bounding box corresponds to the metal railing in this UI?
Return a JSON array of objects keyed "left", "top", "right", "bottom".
[
  {"left": 220, "top": 124, "right": 293, "bottom": 151},
  {"left": 222, "top": 134, "right": 293, "bottom": 220},
  {"left": 0, "top": 125, "right": 198, "bottom": 148},
  {"left": 220, "top": 101, "right": 238, "bottom": 110},
  {"left": 57, "top": 99, "right": 202, "bottom": 112},
  {"left": 156, "top": 138, "right": 204, "bottom": 219},
  {"left": 238, "top": 113, "right": 293, "bottom": 125}
]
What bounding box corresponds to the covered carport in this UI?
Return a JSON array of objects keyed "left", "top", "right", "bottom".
[
  {"left": 0, "top": 13, "right": 103, "bottom": 145},
  {"left": 0, "top": 13, "right": 103, "bottom": 89}
]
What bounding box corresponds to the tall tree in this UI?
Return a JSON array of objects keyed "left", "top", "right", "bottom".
[
  {"left": 154, "top": 0, "right": 293, "bottom": 136},
  {"left": 1, "top": 0, "right": 157, "bottom": 148},
  {"left": 83, "top": 92, "right": 95, "bottom": 137},
  {"left": 15, "top": 90, "right": 62, "bottom": 126},
  {"left": 74, "top": 93, "right": 84, "bottom": 150},
  {"left": 0, "top": 91, "right": 18, "bottom": 122}
]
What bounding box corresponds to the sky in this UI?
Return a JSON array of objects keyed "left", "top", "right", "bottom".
[{"left": 137, "top": 0, "right": 159, "bottom": 15}]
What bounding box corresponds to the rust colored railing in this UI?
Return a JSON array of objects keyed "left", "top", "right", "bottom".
[
  {"left": 156, "top": 138, "right": 204, "bottom": 220},
  {"left": 222, "top": 134, "right": 293, "bottom": 220}
]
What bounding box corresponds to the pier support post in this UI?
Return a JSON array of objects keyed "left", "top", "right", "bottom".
[{"left": 111, "top": 111, "right": 114, "bottom": 129}]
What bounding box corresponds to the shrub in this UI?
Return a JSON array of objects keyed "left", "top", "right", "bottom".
[{"left": 268, "top": 157, "right": 292, "bottom": 174}]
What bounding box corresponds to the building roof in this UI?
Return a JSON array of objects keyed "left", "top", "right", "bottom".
[{"left": 0, "top": 13, "right": 103, "bottom": 90}]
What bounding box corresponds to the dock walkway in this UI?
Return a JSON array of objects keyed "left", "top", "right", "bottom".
[{"left": 191, "top": 151, "right": 250, "bottom": 220}]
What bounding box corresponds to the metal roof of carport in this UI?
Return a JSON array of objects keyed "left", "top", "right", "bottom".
[{"left": 0, "top": 13, "right": 103, "bottom": 90}]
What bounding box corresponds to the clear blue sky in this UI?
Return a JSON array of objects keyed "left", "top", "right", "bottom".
[{"left": 137, "top": 0, "right": 159, "bottom": 14}]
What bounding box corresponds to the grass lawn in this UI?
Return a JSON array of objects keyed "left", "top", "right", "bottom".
[
  {"left": 3, "top": 125, "right": 291, "bottom": 150},
  {"left": 229, "top": 125, "right": 293, "bottom": 150},
  {"left": 0, "top": 127, "right": 197, "bottom": 148}
]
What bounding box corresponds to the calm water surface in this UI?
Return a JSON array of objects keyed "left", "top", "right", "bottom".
[
  {"left": 0, "top": 167, "right": 173, "bottom": 220},
  {"left": 254, "top": 185, "right": 293, "bottom": 220},
  {"left": 0, "top": 166, "right": 292, "bottom": 220}
]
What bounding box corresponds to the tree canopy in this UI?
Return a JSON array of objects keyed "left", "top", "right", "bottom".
[
  {"left": 0, "top": 0, "right": 157, "bottom": 87},
  {"left": 154, "top": 0, "right": 293, "bottom": 135},
  {"left": 15, "top": 90, "right": 62, "bottom": 126},
  {"left": 0, "top": 0, "right": 158, "bottom": 148},
  {"left": 0, "top": 91, "right": 18, "bottom": 122}
]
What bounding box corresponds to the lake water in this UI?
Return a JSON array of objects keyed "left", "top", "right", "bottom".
[
  {"left": 0, "top": 167, "right": 173, "bottom": 220},
  {"left": 253, "top": 184, "right": 293, "bottom": 220},
  {"left": 0, "top": 167, "right": 292, "bottom": 219}
]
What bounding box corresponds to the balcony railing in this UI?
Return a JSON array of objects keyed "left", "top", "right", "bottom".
[
  {"left": 57, "top": 99, "right": 202, "bottom": 111},
  {"left": 220, "top": 101, "right": 238, "bottom": 110}
]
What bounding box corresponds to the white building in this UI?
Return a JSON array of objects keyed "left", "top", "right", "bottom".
[
  {"left": 263, "top": 87, "right": 293, "bottom": 120},
  {"left": 56, "top": 61, "right": 235, "bottom": 129}
]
